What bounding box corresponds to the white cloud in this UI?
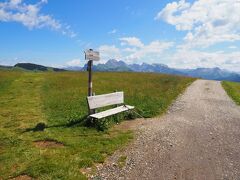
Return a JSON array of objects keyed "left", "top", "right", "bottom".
[
  {"left": 168, "top": 49, "right": 240, "bottom": 72},
  {"left": 9, "top": 0, "right": 22, "bottom": 5},
  {"left": 124, "top": 40, "right": 174, "bottom": 61},
  {"left": 0, "top": 0, "right": 76, "bottom": 37},
  {"left": 66, "top": 59, "right": 83, "bottom": 66},
  {"left": 122, "top": 47, "right": 137, "bottom": 53},
  {"left": 155, "top": 0, "right": 191, "bottom": 30},
  {"left": 156, "top": 0, "right": 240, "bottom": 48},
  {"left": 98, "top": 45, "right": 122, "bottom": 62},
  {"left": 229, "top": 46, "right": 237, "bottom": 49},
  {"left": 98, "top": 37, "right": 174, "bottom": 63},
  {"left": 119, "top": 37, "right": 144, "bottom": 48},
  {"left": 98, "top": 36, "right": 240, "bottom": 72}
]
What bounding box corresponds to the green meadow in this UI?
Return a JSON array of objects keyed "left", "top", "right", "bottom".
[
  {"left": 0, "top": 71, "right": 195, "bottom": 179},
  {"left": 222, "top": 81, "right": 240, "bottom": 105}
]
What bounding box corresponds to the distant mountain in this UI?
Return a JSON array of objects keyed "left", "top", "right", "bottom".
[
  {"left": 0, "top": 65, "right": 13, "bottom": 70},
  {"left": 64, "top": 66, "right": 82, "bottom": 71},
  {"left": 129, "top": 63, "right": 183, "bottom": 75},
  {"left": 0, "top": 63, "right": 66, "bottom": 72},
  {"left": 14, "top": 63, "right": 66, "bottom": 72},
  {"left": 66, "top": 59, "right": 132, "bottom": 72},
  {"left": 181, "top": 67, "right": 240, "bottom": 82},
  {"left": 2, "top": 61, "right": 239, "bottom": 82},
  {"left": 65, "top": 59, "right": 240, "bottom": 82},
  {"left": 95, "top": 59, "right": 132, "bottom": 72}
]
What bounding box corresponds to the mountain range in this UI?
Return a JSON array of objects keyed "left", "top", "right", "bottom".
[
  {"left": 66, "top": 59, "right": 240, "bottom": 82},
  {"left": 1, "top": 61, "right": 240, "bottom": 82}
]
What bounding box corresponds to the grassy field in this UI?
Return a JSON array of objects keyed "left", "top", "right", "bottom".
[
  {"left": 0, "top": 71, "right": 195, "bottom": 179},
  {"left": 222, "top": 81, "right": 240, "bottom": 105}
]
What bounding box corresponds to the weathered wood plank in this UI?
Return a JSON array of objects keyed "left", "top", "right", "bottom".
[
  {"left": 85, "top": 49, "right": 100, "bottom": 61},
  {"left": 89, "top": 105, "right": 134, "bottom": 119},
  {"left": 87, "top": 92, "right": 124, "bottom": 109}
]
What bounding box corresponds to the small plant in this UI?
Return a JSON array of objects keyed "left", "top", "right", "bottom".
[
  {"left": 117, "top": 155, "right": 127, "bottom": 168},
  {"left": 95, "top": 118, "right": 110, "bottom": 131}
]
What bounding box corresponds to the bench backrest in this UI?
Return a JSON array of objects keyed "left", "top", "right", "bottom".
[{"left": 87, "top": 92, "right": 124, "bottom": 110}]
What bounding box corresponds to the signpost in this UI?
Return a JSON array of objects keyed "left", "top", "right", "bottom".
[
  {"left": 84, "top": 49, "right": 100, "bottom": 114},
  {"left": 85, "top": 49, "right": 100, "bottom": 61}
]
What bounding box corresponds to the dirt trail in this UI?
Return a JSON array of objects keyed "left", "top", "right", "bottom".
[{"left": 94, "top": 80, "right": 240, "bottom": 180}]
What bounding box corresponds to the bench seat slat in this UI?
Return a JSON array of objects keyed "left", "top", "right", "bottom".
[{"left": 89, "top": 105, "right": 134, "bottom": 119}]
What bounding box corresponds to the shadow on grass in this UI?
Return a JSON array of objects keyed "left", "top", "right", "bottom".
[
  {"left": 23, "top": 111, "right": 140, "bottom": 133},
  {"left": 23, "top": 116, "right": 89, "bottom": 133}
]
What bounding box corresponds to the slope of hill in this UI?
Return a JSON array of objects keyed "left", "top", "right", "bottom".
[
  {"left": 15, "top": 63, "right": 48, "bottom": 71},
  {"left": 0, "top": 65, "right": 13, "bottom": 70},
  {"left": 14, "top": 63, "right": 66, "bottom": 72},
  {"left": 66, "top": 60, "right": 240, "bottom": 82},
  {"left": 0, "top": 71, "right": 194, "bottom": 179}
]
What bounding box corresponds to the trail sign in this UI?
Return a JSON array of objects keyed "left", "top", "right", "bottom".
[
  {"left": 84, "top": 49, "right": 100, "bottom": 115},
  {"left": 85, "top": 49, "right": 100, "bottom": 61}
]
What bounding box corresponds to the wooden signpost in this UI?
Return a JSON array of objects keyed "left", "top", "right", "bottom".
[
  {"left": 84, "top": 49, "right": 100, "bottom": 115},
  {"left": 84, "top": 49, "right": 137, "bottom": 119},
  {"left": 85, "top": 49, "right": 100, "bottom": 62},
  {"left": 85, "top": 49, "right": 100, "bottom": 96}
]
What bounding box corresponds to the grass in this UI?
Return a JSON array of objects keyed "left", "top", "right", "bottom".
[
  {"left": 0, "top": 70, "right": 195, "bottom": 179},
  {"left": 222, "top": 81, "right": 240, "bottom": 105},
  {"left": 117, "top": 155, "right": 127, "bottom": 168}
]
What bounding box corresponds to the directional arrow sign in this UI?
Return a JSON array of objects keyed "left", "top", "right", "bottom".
[{"left": 85, "top": 50, "right": 100, "bottom": 61}]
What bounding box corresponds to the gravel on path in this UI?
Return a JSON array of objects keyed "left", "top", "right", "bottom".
[{"left": 93, "top": 80, "right": 240, "bottom": 180}]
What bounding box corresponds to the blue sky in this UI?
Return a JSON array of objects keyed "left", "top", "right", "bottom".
[{"left": 0, "top": 0, "right": 240, "bottom": 71}]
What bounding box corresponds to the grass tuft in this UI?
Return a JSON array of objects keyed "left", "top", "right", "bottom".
[{"left": 118, "top": 155, "right": 127, "bottom": 168}]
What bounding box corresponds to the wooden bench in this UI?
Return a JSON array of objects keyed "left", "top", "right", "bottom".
[{"left": 87, "top": 92, "right": 134, "bottom": 119}]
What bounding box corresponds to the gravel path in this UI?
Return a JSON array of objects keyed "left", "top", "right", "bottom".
[{"left": 94, "top": 80, "right": 240, "bottom": 180}]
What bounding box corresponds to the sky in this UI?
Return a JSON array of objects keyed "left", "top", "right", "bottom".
[{"left": 0, "top": 0, "right": 240, "bottom": 72}]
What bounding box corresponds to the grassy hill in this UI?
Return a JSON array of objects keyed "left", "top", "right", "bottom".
[
  {"left": 222, "top": 81, "right": 240, "bottom": 105},
  {"left": 0, "top": 70, "right": 195, "bottom": 179},
  {"left": 0, "top": 63, "right": 66, "bottom": 72},
  {"left": 14, "top": 63, "right": 66, "bottom": 72}
]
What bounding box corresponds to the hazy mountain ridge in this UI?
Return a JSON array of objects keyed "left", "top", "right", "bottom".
[
  {"left": 1, "top": 61, "right": 240, "bottom": 82},
  {"left": 66, "top": 59, "right": 240, "bottom": 82}
]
